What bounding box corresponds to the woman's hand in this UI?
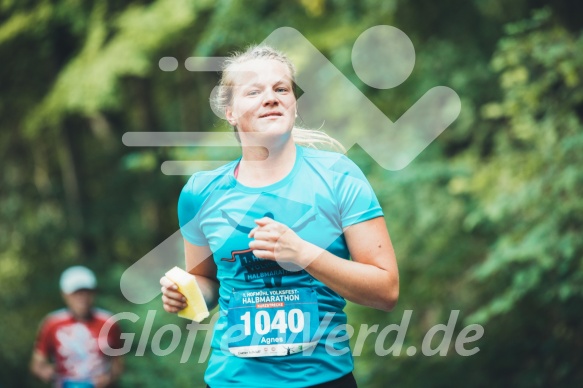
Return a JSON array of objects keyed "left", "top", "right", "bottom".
[
  {"left": 160, "top": 276, "right": 187, "bottom": 313},
  {"left": 248, "top": 217, "right": 311, "bottom": 268}
]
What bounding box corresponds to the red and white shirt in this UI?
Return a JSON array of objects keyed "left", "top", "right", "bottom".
[{"left": 34, "top": 308, "right": 122, "bottom": 385}]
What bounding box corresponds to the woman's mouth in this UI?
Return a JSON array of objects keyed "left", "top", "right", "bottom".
[{"left": 259, "top": 111, "right": 283, "bottom": 118}]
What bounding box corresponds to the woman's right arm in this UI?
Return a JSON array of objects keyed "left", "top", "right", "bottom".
[{"left": 160, "top": 241, "right": 219, "bottom": 313}]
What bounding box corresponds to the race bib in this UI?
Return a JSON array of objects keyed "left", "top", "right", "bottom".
[{"left": 226, "top": 288, "right": 319, "bottom": 357}]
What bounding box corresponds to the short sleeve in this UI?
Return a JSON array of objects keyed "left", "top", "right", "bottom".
[
  {"left": 105, "top": 319, "right": 123, "bottom": 351},
  {"left": 177, "top": 174, "right": 208, "bottom": 246},
  {"left": 333, "top": 156, "right": 383, "bottom": 228},
  {"left": 34, "top": 318, "right": 52, "bottom": 358}
]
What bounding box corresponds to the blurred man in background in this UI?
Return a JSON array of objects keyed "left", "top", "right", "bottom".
[{"left": 30, "top": 266, "right": 124, "bottom": 387}]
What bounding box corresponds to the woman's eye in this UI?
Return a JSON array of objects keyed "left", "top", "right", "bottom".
[
  {"left": 276, "top": 87, "right": 288, "bottom": 93},
  {"left": 247, "top": 90, "right": 260, "bottom": 96}
]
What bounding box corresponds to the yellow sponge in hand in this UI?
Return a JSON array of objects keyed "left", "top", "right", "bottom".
[{"left": 165, "top": 266, "right": 210, "bottom": 322}]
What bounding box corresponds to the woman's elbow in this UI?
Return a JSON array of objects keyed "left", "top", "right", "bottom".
[
  {"left": 379, "top": 290, "right": 399, "bottom": 312},
  {"left": 379, "top": 276, "right": 399, "bottom": 312}
]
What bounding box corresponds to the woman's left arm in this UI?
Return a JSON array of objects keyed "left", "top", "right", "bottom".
[{"left": 249, "top": 216, "right": 399, "bottom": 311}]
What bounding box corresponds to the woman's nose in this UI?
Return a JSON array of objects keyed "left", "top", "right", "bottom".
[{"left": 262, "top": 89, "right": 278, "bottom": 105}]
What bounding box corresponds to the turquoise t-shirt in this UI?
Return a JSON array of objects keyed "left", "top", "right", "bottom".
[{"left": 178, "top": 145, "right": 383, "bottom": 388}]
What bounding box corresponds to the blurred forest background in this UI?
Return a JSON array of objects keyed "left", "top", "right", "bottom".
[{"left": 1, "top": 0, "right": 582, "bottom": 387}]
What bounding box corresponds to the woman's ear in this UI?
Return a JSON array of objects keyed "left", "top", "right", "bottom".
[{"left": 225, "top": 108, "right": 237, "bottom": 126}]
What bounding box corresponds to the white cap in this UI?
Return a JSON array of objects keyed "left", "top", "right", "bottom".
[{"left": 60, "top": 266, "right": 97, "bottom": 294}]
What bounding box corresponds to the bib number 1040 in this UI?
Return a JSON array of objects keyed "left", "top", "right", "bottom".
[{"left": 240, "top": 309, "right": 304, "bottom": 335}]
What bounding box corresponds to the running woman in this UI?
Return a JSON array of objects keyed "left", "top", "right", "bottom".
[{"left": 161, "top": 45, "right": 399, "bottom": 388}]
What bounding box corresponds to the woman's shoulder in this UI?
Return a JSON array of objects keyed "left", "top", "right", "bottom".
[
  {"left": 178, "top": 161, "right": 238, "bottom": 218},
  {"left": 300, "top": 146, "right": 362, "bottom": 174},
  {"left": 182, "top": 160, "right": 238, "bottom": 193}
]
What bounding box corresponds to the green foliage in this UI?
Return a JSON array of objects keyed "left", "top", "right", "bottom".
[{"left": 469, "top": 8, "right": 583, "bottom": 322}]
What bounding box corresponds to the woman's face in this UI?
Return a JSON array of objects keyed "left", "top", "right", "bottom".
[{"left": 225, "top": 59, "right": 296, "bottom": 140}]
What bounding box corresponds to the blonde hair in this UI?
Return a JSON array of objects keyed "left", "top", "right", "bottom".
[{"left": 211, "top": 45, "right": 345, "bottom": 153}]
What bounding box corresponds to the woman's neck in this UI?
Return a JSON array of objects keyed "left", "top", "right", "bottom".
[{"left": 237, "top": 140, "right": 297, "bottom": 187}]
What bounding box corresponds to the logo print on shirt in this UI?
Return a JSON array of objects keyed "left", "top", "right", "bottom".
[
  {"left": 56, "top": 323, "right": 105, "bottom": 379},
  {"left": 220, "top": 194, "right": 314, "bottom": 287}
]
